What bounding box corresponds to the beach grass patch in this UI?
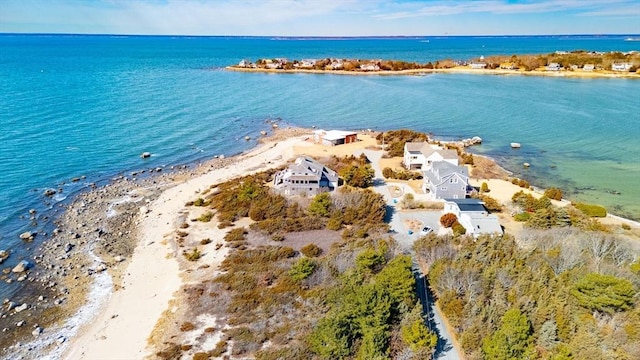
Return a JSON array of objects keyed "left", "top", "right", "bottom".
[
  {"left": 574, "top": 203, "right": 607, "bottom": 217},
  {"left": 183, "top": 248, "right": 202, "bottom": 261},
  {"left": 197, "top": 211, "right": 214, "bottom": 222}
]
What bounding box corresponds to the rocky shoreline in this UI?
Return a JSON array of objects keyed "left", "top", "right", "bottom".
[
  {"left": 0, "top": 127, "right": 309, "bottom": 359},
  {"left": 0, "top": 158, "right": 241, "bottom": 358}
]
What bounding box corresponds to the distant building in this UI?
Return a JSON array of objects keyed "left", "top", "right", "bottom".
[
  {"left": 500, "top": 62, "right": 516, "bottom": 70},
  {"left": 238, "top": 59, "right": 250, "bottom": 67},
  {"left": 443, "top": 199, "right": 503, "bottom": 237},
  {"left": 612, "top": 62, "right": 633, "bottom": 71},
  {"left": 313, "top": 129, "right": 358, "bottom": 146},
  {"left": 403, "top": 142, "right": 458, "bottom": 170},
  {"left": 360, "top": 63, "right": 380, "bottom": 71},
  {"left": 583, "top": 64, "right": 595, "bottom": 71},
  {"left": 546, "top": 63, "right": 562, "bottom": 71},
  {"left": 423, "top": 162, "right": 470, "bottom": 200},
  {"left": 273, "top": 157, "right": 339, "bottom": 196},
  {"left": 470, "top": 62, "right": 487, "bottom": 69}
]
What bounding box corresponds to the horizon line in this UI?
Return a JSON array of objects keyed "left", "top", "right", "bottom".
[{"left": 1, "top": 32, "right": 639, "bottom": 39}]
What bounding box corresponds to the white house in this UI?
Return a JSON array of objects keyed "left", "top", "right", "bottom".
[
  {"left": 612, "top": 63, "right": 633, "bottom": 71},
  {"left": 360, "top": 63, "right": 380, "bottom": 71},
  {"left": 583, "top": 64, "right": 595, "bottom": 71},
  {"left": 273, "top": 157, "right": 339, "bottom": 196},
  {"left": 403, "top": 142, "right": 458, "bottom": 170},
  {"left": 546, "top": 63, "right": 562, "bottom": 71},
  {"left": 423, "top": 162, "right": 470, "bottom": 200},
  {"left": 443, "top": 199, "right": 503, "bottom": 237},
  {"left": 470, "top": 62, "right": 487, "bottom": 69}
]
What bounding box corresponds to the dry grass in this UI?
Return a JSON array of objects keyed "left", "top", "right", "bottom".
[{"left": 470, "top": 155, "right": 510, "bottom": 180}]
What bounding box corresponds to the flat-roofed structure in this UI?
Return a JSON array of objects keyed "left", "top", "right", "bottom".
[{"left": 313, "top": 129, "right": 358, "bottom": 146}]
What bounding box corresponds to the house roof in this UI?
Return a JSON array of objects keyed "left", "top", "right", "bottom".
[
  {"left": 314, "top": 129, "right": 357, "bottom": 141},
  {"left": 466, "top": 213, "right": 503, "bottom": 234},
  {"left": 432, "top": 161, "right": 469, "bottom": 177},
  {"left": 286, "top": 157, "right": 338, "bottom": 182},
  {"left": 445, "top": 198, "right": 486, "bottom": 212},
  {"left": 405, "top": 142, "right": 457, "bottom": 160},
  {"left": 405, "top": 142, "right": 425, "bottom": 152}
]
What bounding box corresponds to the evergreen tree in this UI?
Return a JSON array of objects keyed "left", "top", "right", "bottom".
[{"left": 482, "top": 308, "right": 534, "bottom": 360}]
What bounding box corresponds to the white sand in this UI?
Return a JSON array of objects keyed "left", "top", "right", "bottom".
[{"left": 63, "top": 137, "right": 301, "bottom": 360}]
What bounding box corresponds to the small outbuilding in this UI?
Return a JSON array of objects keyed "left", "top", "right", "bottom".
[{"left": 313, "top": 129, "right": 358, "bottom": 146}]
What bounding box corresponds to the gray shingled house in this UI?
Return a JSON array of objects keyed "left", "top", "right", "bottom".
[
  {"left": 423, "top": 161, "right": 471, "bottom": 200},
  {"left": 273, "top": 157, "right": 339, "bottom": 196}
]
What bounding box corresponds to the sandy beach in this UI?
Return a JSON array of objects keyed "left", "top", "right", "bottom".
[{"left": 60, "top": 135, "right": 305, "bottom": 359}]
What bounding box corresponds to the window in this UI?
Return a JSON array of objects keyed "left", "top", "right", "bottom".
[
  {"left": 453, "top": 195, "right": 458, "bottom": 199},
  {"left": 441, "top": 186, "right": 447, "bottom": 191},
  {"left": 450, "top": 178, "right": 458, "bottom": 183}
]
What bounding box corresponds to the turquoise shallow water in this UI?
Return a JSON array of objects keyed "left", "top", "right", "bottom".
[{"left": 0, "top": 34, "right": 639, "bottom": 297}]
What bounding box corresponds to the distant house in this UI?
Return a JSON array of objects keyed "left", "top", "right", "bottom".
[
  {"left": 500, "top": 62, "right": 516, "bottom": 70},
  {"left": 583, "top": 64, "right": 595, "bottom": 71},
  {"left": 296, "top": 59, "right": 317, "bottom": 68},
  {"left": 423, "top": 161, "right": 470, "bottom": 200},
  {"left": 403, "top": 142, "right": 458, "bottom": 170},
  {"left": 360, "top": 63, "right": 380, "bottom": 71},
  {"left": 570, "top": 64, "right": 579, "bottom": 70},
  {"left": 546, "top": 63, "right": 562, "bottom": 71},
  {"left": 327, "top": 61, "right": 344, "bottom": 70},
  {"left": 443, "top": 199, "right": 503, "bottom": 237},
  {"left": 612, "top": 62, "right": 633, "bottom": 71},
  {"left": 238, "top": 59, "right": 250, "bottom": 67},
  {"left": 470, "top": 62, "right": 487, "bottom": 69},
  {"left": 273, "top": 157, "right": 339, "bottom": 196}
]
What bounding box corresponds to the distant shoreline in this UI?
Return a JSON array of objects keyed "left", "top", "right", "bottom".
[{"left": 226, "top": 65, "right": 640, "bottom": 79}]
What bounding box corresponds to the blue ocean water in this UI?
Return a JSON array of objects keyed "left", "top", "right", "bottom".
[{"left": 0, "top": 34, "right": 639, "bottom": 297}]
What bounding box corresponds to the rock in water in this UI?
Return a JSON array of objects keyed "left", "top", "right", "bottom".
[
  {"left": 12, "top": 260, "right": 30, "bottom": 273},
  {"left": 141, "top": 152, "right": 151, "bottom": 159},
  {"left": 44, "top": 189, "right": 57, "bottom": 197},
  {"left": 14, "top": 303, "right": 28, "bottom": 312},
  {"left": 19, "top": 232, "right": 35, "bottom": 240}
]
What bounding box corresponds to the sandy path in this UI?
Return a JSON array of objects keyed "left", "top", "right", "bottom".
[{"left": 63, "top": 137, "right": 301, "bottom": 360}]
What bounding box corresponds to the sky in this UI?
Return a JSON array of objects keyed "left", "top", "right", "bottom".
[{"left": 1, "top": 0, "right": 639, "bottom": 36}]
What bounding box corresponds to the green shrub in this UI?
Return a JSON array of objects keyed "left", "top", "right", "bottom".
[
  {"left": 514, "top": 212, "right": 531, "bottom": 222},
  {"left": 308, "top": 193, "right": 332, "bottom": 217},
  {"left": 544, "top": 187, "right": 563, "bottom": 201},
  {"left": 200, "top": 238, "right": 212, "bottom": 245},
  {"left": 574, "top": 203, "right": 607, "bottom": 217},
  {"left": 480, "top": 182, "right": 490, "bottom": 193},
  {"left": 197, "top": 211, "right": 214, "bottom": 222},
  {"left": 440, "top": 213, "right": 458, "bottom": 228},
  {"left": 290, "top": 258, "right": 316, "bottom": 281},
  {"left": 300, "top": 243, "right": 322, "bottom": 257},
  {"left": 622, "top": 223, "right": 631, "bottom": 230},
  {"left": 571, "top": 273, "right": 635, "bottom": 313},
  {"left": 518, "top": 179, "right": 530, "bottom": 188},
  {"left": 452, "top": 222, "right": 466, "bottom": 236},
  {"left": 193, "top": 198, "right": 207, "bottom": 206},
  {"left": 340, "top": 164, "right": 375, "bottom": 188},
  {"left": 183, "top": 248, "right": 202, "bottom": 261}
]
